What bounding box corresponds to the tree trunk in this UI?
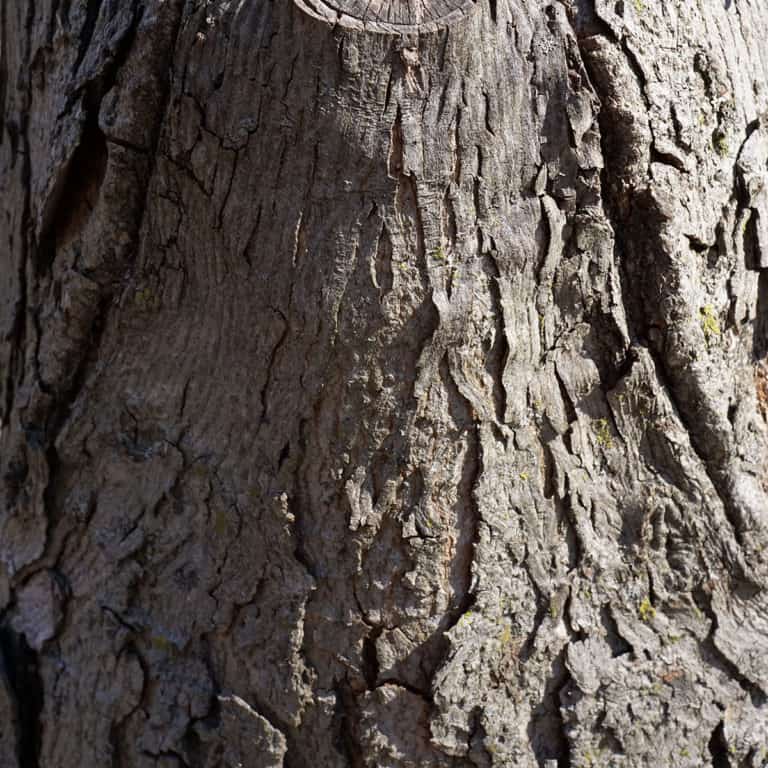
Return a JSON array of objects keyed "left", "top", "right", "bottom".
[{"left": 2, "top": 0, "right": 768, "bottom": 765}]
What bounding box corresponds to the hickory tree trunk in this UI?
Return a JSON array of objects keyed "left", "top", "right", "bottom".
[{"left": 2, "top": 0, "right": 768, "bottom": 765}]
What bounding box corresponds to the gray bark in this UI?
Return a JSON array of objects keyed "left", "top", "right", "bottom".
[{"left": 1, "top": 0, "right": 768, "bottom": 766}]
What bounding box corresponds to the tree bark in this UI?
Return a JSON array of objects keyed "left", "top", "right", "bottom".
[{"left": 2, "top": 0, "right": 768, "bottom": 766}]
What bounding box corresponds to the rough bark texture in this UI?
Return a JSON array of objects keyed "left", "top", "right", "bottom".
[{"left": 2, "top": 0, "right": 768, "bottom": 766}]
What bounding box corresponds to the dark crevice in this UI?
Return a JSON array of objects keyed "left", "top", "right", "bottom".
[
  {"left": 362, "top": 626, "right": 382, "bottom": 689},
  {"left": 277, "top": 440, "right": 291, "bottom": 471},
  {"left": 527, "top": 651, "right": 571, "bottom": 767},
  {"left": 742, "top": 210, "right": 761, "bottom": 276},
  {"left": 34, "top": 0, "right": 160, "bottom": 418},
  {"left": 650, "top": 144, "right": 687, "bottom": 173},
  {"left": 37, "top": 111, "right": 108, "bottom": 275},
  {"left": 541, "top": 439, "right": 556, "bottom": 500},
  {"left": 708, "top": 720, "right": 730, "bottom": 768},
  {"left": 0, "top": 626, "right": 44, "bottom": 768},
  {"left": 73, "top": 0, "right": 105, "bottom": 75},
  {"left": 334, "top": 682, "right": 365, "bottom": 768},
  {"left": 560, "top": 496, "right": 581, "bottom": 570},
  {"left": 484, "top": 253, "right": 509, "bottom": 424},
  {"left": 601, "top": 344, "right": 637, "bottom": 393},
  {"left": 467, "top": 706, "right": 493, "bottom": 767},
  {"left": 755, "top": 272, "right": 768, "bottom": 360},
  {"left": 66, "top": 1, "right": 145, "bottom": 120},
  {"left": 684, "top": 233, "right": 711, "bottom": 254},
  {"left": 290, "top": 419, "right": 318, "bottom": 580}
]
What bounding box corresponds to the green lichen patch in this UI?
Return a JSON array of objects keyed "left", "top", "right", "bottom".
[
  {"left": 700, "top": 304, "right": 721, "bottom": 342},
  {"left": 639, "top": 596, "right": 656, "bottom": 622},
  {"left": 594, "top": 418, "right": 613, "bottom": 449}
]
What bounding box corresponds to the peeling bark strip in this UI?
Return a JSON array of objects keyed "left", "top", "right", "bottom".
[{"left": 2, "top": 0, "right": 768, "bottom": 766}]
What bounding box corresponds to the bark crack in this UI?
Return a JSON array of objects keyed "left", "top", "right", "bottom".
[{"left": 0, "top": 625, "right": 43, "bottom": 768}]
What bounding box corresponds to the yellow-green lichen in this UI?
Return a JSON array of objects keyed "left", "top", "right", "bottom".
[
  {"left": 700, "top": 304, "right": 721, "bottom": 342},
  {"left": 594, "top": 418, "right": 613, "bottom": 449},
  {"left": 134, "top": 287, "right": 154, "bottom": 308},
  {"left": 639, "top": 596, "right": 656, "bottom": 622}
]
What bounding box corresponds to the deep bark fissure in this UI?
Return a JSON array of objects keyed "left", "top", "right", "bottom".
[
  {"left": 361, "top": 625, "right": 383, "bottom": 689},
  {"left": 36, "top": 113, "right": 108, "bottom": 276},
  {"left": 334, "top": 681, "right": 365, "bottom": 768},
  {"left": 0, "top": 625, "right": 43, "bottom": 768},
  {"left": 484, "top": 253, "right": 509, "bottom": 425},
  {"left": 527, "top": 651, "right": 572, "bottom": 768},
  {"left": 73, "top": 0, "right": 105, "bottom": 76},
  {"left": 707, "top": 720, "right": 730, "bottom": 768}
]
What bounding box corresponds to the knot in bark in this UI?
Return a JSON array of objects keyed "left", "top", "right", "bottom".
[{"left": 294, "top": 0, "right": 478, "bottom": 33}]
